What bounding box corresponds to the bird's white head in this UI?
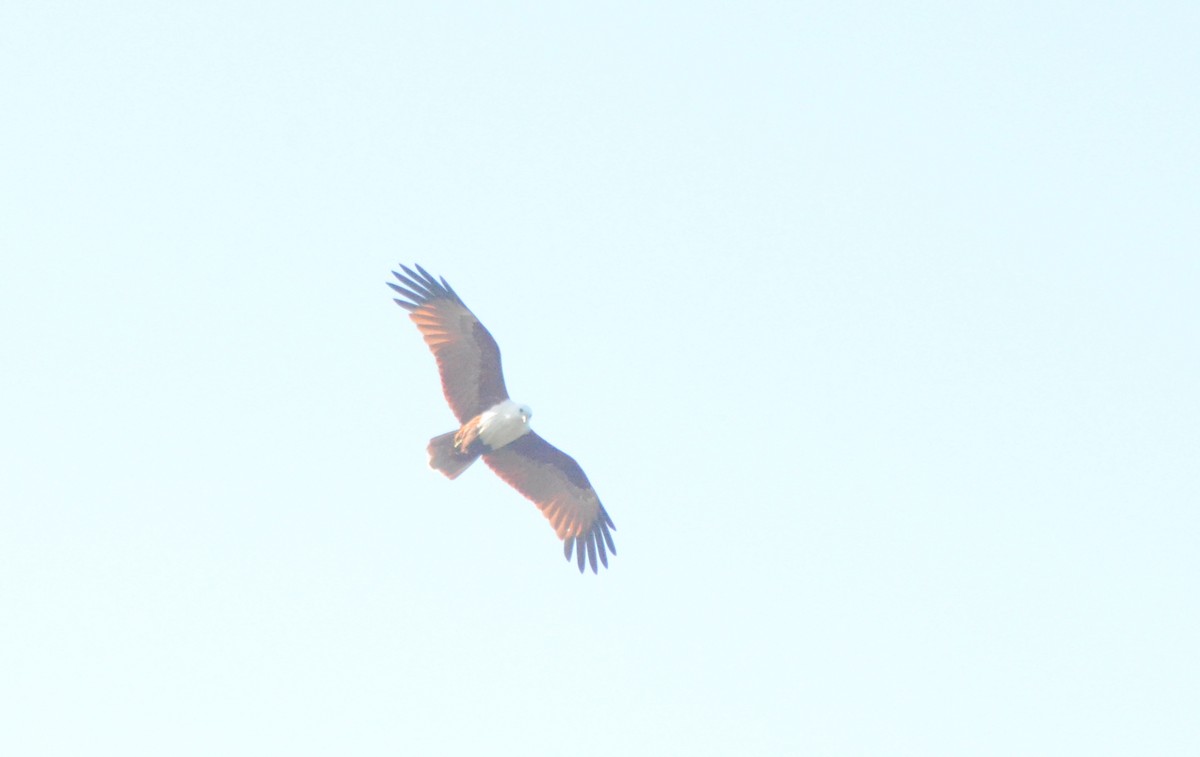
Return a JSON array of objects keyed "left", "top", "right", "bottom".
[{"left": 478, "top": 399, "right": 534, "bottom": 449}]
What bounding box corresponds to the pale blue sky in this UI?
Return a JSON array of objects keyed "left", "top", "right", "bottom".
[{"left": 2, "top": 2, "right": 1198, "bottom": 754}]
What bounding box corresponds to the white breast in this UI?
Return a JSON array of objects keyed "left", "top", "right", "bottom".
[{"left": 477, "top": 399, "right": 533, "bottom": 449}]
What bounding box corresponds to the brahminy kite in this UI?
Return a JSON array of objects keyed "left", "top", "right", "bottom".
[{"left": 388, "top": 264, "right": 617, "bottom": 573}]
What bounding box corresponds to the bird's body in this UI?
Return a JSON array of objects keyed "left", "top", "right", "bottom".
[
  {"left": 425, "top": 399, "right": 532, "bottom": 480},
  {"left": 388, "top": 264, "right": 616, "bottom": 573},
  {"left": 475, "top": 399, "right": 534, "bottom": 450}
]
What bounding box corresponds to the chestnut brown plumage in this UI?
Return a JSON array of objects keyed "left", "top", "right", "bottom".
[{"left": 389, "top": 264, "right": 617, "bottom": 573}]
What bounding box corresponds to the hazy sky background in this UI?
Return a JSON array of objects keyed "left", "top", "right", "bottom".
[{"left": 2, "top": 2, "right": 1197, "bottom": 754}]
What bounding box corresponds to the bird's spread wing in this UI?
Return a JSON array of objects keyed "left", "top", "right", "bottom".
[
  {"left": 389, "top": 264, "right": 509, "bottom": 423},
  {"left": 483, "top": 432, "right": 617, "bottom": 573}
]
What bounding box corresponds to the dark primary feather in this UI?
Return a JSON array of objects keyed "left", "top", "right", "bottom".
[
  {"left": 388, "top": 264, "right": 463, "bottom": 311},
  {"left": 562, "top": 507, "right": 617, "bottom": 573}
]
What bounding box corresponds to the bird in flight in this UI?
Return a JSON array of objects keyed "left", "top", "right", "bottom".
[{"left": 388, "top": 264, "right": 617, "bottom": 573}]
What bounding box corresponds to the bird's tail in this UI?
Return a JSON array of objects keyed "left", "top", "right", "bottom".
[{"left": 427, "top": 430, "right": 481, "bottom": 480}]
